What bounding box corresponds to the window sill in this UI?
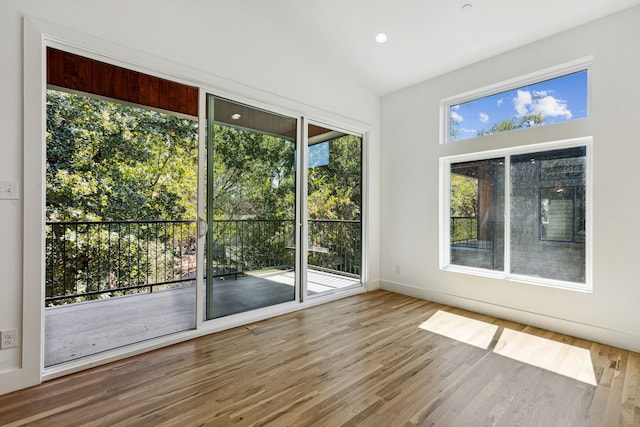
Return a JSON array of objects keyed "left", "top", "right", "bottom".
[{"left": 441, "top": 264, "right": 592, "bottom": 293}]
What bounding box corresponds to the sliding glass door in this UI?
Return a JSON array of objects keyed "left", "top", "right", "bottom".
[
  {"left": 205, "top": 96, "right": 298, "bottom": 319},
  {"left": 305, "top": 123, "right": 363, "bottom": 296},
  {"left": 41, "top": 48, "right": 365, "bottom": 371},
  {"left": 203, "top": 96, "right": 364, "bottom": 320}
]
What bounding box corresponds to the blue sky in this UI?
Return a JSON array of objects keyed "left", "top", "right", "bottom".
[
  {"left": 450, "top": 70, "right": 588, "bottom": 141},
  {"left": 308, "top": 141, "right": 329, "bottom": 168}
]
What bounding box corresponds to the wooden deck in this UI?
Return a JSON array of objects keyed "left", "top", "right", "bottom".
[
  {"left": 45, "top": 269, "right": 360, "bottom": 366},
  {"left": 5, "top": 290, "right": 640, "bottom": 426}
]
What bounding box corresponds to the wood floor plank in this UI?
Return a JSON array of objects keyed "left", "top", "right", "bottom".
[
  {"left": 620, "top": 352, "right": 640, "bottom": 426},
  {"left": 1, "top": 290, "right": 639, "bottom": 426}
]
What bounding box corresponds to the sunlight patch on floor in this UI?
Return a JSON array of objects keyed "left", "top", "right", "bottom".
[
  {"left": 419, "top": 310, "right": 499, "bottom": 349},
  {"left": 250, "top": 269, "right": 360, "bottom": 293},
  {"left": 418, "top": 311, "right": 598, "bottom": 386},
  {"left": 494, "top": 328, "right": 597, "bottom": 386}
]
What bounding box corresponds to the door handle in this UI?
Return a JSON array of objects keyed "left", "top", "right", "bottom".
[{"left": 197, "top": 216, "right": 208, "bottom": 238}]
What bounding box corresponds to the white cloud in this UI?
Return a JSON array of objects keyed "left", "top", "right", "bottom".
[
  {"left": 532, "top": 96, "right": 572, "bottom": 119},
  {"left": 479, "top": 112, "right": 489, "bottom": 123},
  {"left": 460, "top": 128, "right": 476, "bottom": 134},
  {"left": 513, "top": 90, "right": 532, "bottom": 116},
  {"left": 451, "top": 111, "right": 464, "bottom": 123},
  {"left": 512, "top": 89, "right": 572, "bottom": 120},
  {"left": 452, "top": 105, "right": 460, "bottom": 110},
  {"left": 497, "top": 98, "right": 504, "bottom": 107}
]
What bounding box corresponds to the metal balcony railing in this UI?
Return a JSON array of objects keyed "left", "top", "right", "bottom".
[
  {"left": 450, "top": 216, "right": 478, "bottom": 245},
  {"left": 46, "top": 218, "right": 361, "bottom": 305},
  {"left": 307, "top": 219, "right": 361, "bottom": 276},
  {"left": 45, "top": 220, "right": 197, "bottom": 305}
]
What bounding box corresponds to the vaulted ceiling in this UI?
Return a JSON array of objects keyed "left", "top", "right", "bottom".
[{"left": 246, "top": 0, "right": 640, "bottom": 95}]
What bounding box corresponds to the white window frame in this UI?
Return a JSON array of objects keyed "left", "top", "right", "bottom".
[
  {"left": 439, "top": 57, "right": 593, "bottom": 145},
  {"left": 439, "top": 137, "right": 593, "bottom": 292}
]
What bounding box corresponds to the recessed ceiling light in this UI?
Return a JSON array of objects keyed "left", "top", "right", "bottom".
[
  {"left": 231, "top": 113, "right": 242, "bottom": 120},
  {"left": 375, "top": 32, "right": 388, "bottom": 44}
]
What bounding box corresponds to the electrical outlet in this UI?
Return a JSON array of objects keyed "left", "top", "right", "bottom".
[
  {"left": 1, "top": 329, "right": 19, "bottom": 349},
  {"left": 0, "top": 180, "right": 19, "bottom": 200}
]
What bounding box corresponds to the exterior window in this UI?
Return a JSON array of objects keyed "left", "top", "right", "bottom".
[
  {"left": 450, "top": 159, "right": 504, "bottom": 271},
  {"left": 443, "top": 63, "right": 589, "bottom": 143},
  {"left": 510, "top": 147, "right": 586, "bottom": 283},
  {"left": 443, "top": 140, "right": 590, "bottom": 290}
]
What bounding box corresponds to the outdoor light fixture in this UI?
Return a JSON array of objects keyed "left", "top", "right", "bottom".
[{"left": 231, "top": 113, "right": 242, "bottom": 120}]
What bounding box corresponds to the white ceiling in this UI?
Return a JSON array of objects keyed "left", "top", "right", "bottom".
[{"left": 246, "top": 0, "right": 640, "bottom": 96}]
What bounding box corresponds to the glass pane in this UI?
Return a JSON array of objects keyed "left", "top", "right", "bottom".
[
  {"left": 306, "top": 125, "right": 362, "bottom": 294},
  {"left": 45, "top": 89, "right": 198, "bottom": 366},
  {"left": 206, "top": 96, "right": 297, "bottom": 319},
  {"left": 449, "top": 70, "right": 588, "bottom": 142},
  {"left": 510, "top": 147, "right": 586, "bottom": 282},
  {"left": 450, "top": 158, "right": 505, "bottom": 270}
]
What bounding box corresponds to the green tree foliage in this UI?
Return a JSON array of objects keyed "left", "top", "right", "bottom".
[
  {"left": 208, "top": 125, "right": 297, "bottom": 271},
  {"left": 450, "top": 117, "right": 461, "bottom": 141},
  {"left": 47, "top": 89, "right": 363, "bottom": 302},
  {"left": 477, "top": 113, "right": 544, "bottom": 137},
  {"left": 209, "top": 127, "right": 362, "bottom": 223},
  {"left": 306, "top": 136, "right": 362, "bottom": 273},
  {"left": 210, "top": 125, "right": 296, "bottom": 220},
  {"left": 46, "top": 90, "right": 198, "bottom": 304},
  {"left": 46, "top": 90, "right": 198, "bottom": 222},
  {"left": 450, "top": 174, "right": 478, "bottom": 244},
  {"left": 209, "top": 126, "right": 362, "bottom": 274},
  {"left": 307, "top": 135, "right": 362, "bottom": 221},
  {"left": 450, "top": 174, "right": 478, "bottom": 218}
]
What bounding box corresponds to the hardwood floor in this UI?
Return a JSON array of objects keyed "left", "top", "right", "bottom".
[
  {"left": 45, "top": 269, "right": 359, "bottom": 367},
  {"left": 2, "top": 290, "right": 639, "bottom": 426}
]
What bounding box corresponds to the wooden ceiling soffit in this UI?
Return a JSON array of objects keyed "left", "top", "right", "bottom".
[
  {"left": 213, "top": 97, "right": 297, "bottom": 141},
  {"left": 47, "top": 47, "right": 198, "bottom": 117}
]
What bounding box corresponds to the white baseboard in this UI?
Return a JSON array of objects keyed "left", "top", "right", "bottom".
[
  {"left": 380, "top": 279, "right": 640, "bottom": 353},
  {"left": 366, "top": 279, "right": 381, "bottom": 291},
  {"left": 0, "top": 369, "right": 22, "bottom": 396}
]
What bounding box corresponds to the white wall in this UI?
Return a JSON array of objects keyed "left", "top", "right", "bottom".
[
  {"left": 381, "top": 6, "right": 640, "bottom": 351},
  {"left": 0, "top": 0, "right": 380, "bottom": 394}
]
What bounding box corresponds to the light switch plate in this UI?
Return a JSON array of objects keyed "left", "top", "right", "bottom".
[{"left": 0, "top": 180, "right": 19, "bottom": 200}]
